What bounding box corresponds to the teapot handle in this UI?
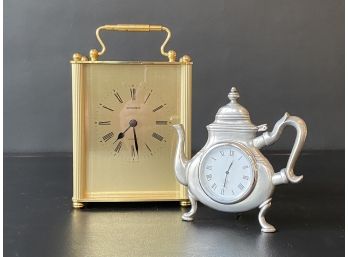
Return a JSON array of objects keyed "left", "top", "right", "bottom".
[{"left": 252, "top": 113, "right": 307, "bottom": 184}]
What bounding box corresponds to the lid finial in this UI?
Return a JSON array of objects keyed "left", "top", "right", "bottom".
[
  {"left": 228, "top": 87, "right": 240, "bottom": 102},
  {"left": 209, "top": 86, "right": 258, "bottom": 132}
]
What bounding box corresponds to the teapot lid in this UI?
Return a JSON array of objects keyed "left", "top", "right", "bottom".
[{"left": 208, "top": 87, "right": 259, "bottom": 132}]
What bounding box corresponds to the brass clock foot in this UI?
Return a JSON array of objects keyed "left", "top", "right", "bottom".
[
  {"left": 180, "top": 200, "right": 191, "bottom": 207},
  {"left": 258, "top": 198, "right": 276, "bottom": 233},
  {"left": 72, "top": 201, "right": 85, "bottom": 209},
  {"left": 181, "top": 192, "right": 197, "bottom": 221}
]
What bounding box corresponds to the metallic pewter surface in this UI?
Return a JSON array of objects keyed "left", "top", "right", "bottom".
[{"left": 173, "top": 87, "right": 307, "bottom": 232}]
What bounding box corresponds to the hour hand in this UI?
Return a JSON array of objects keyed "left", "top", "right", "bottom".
[
  {"left": 223, "top": 173, "right": 228, "bottom": 188},
  {"left": 113, "top": 125, "right": 130, "bottom": 144},
  {"left": 113, "top": 130, "right": 126, "bottom": 144},
  {"left": 115, "top": 131, "right": 125, "bottom": 141}
]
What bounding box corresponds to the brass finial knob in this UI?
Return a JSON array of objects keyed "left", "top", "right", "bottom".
[
  {"left": 89, "top": 49, "right": 99, "bottom": 61},
  {"left": 168, "top": 50, "right": 176, "bottom": 62},
  {"left": 180, "top": 55, "right": 191, "bottom": 63},
  {"left": 228, "top": 87, "right": 240, "bottom": 102},
  {"left": 72, "top": 52, "right": 82, "bottom": 61}
]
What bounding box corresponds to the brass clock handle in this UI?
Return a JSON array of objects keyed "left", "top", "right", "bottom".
[{"left": 90, "top": 24, "right": 176, "bottom": 62}]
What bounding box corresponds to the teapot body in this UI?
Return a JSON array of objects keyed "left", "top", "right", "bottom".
[{"left": 173, "top": 87, "right": 307, "bottom": 233}]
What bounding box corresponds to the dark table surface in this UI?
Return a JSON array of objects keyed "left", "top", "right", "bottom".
[{"left": 4, "top": 151, "right": 344, "bottom": 257}]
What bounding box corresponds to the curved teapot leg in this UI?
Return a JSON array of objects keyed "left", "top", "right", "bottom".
[
  {"left": 182, "top": 191, "right": 197, "bottom": 222},
  {"left": 258, "top": 198, "right": 276, "bottom": 233}
]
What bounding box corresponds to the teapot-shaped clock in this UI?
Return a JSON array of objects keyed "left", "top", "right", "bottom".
[{"left": 173, "top": 87, "right": 307, "bottom": 232}]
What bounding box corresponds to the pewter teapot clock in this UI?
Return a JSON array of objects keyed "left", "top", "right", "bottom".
[{"left": 173, "top": 87, "right": 307, "bottom": 232}]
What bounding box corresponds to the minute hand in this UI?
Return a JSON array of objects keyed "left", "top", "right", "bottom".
[
  {"left": 227, "top": 161, "right": 234, "bottom": 172},
  {"left": 133, "top": 127, "right": 139, "bottom": 155},
  {"left": 223, "top": 161, "right": 234, "bottom": 188}
]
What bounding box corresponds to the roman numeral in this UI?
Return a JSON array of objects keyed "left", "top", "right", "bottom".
[
  {"left": 238, "top": 156, "right": 243, "bottom": 161},
  {"left": 220, "top": 151, "right": 225, "bottom": 156},
  {"left": 221, "top": 188, "right": 225, "bottom": 195},
  {"left": 243, "top": 175, "right": 249, "bottom": 180},
  {"left": 206, "top": 174, "right": 212, "bottom": 181},
  {"left": 211, "top": 157, "right": 217, "bottom": 161},
  {"left": 145, "top": 143, "right": 153, "bottom": 155},
  {"left": 242, "top": 165, "right": 249, "bottom": 169},
  {"left": 212, "top": 183, "right": 217, "bottom": 190},
  {"left": 206, "top": 165, "right": 212, "bottom": 170},
  {"left": 114, "top": 141, "right": 122, "bottom": 153},
  {"left": 152, "top": 132, "right": 164, "bottom": 142},
  {"left": 100, "top": 104, "right": 114, "bottom": 111},
  {"left": 98, "top": 121, "right": 111, "bottom": 125},
  {"left": 114, "top": 91, "right": 123, "bottom": 103},
  {"left": 144, "top": 90, "right": 152, "bottom": 104},
  {"left": 229, "top": 150, "right": 234, "bottom": 156},
  {"left": 152, "top": 104, "right": 166, "bottom": 112},
  {"left": 130, "top": 87, "right": 136, "bottom": 100},
  {"left": 238, "top": 183, "right": 245, "bottom": 190},
  {"left": 102, "top": 132, "right": 114, "bottom": 142},
  {"left": 156, "top": 121, "right": 168, "bottom": 125}
]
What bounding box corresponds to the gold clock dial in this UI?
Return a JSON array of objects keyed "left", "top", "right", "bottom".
[
  {"left": 95, "top": 84, "right": 173, "bottom": 161},
  {"left": 84, "top": 64, "right": 184, "bottom": 193}
]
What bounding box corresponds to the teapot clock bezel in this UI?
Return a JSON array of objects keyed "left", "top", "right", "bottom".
[{"left": 198, "top": 142, "right": 258, "bottom": 205}]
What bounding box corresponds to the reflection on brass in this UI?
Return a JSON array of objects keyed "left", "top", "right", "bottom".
[
  {"left": 72, "top": 201, "right": 84, "bottom": 208},
  {"left": 180, "top": 200, "right": 191, "bottom": 207}
]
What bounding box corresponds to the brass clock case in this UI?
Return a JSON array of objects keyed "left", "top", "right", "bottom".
[{"left": 71, "top": 24, "right": 192, "bottom": 207}]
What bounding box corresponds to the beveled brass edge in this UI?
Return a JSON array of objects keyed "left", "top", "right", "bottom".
[
  {"left": 77, "top": 198, "right": 188, "bottom": 202},
  {"left": 70, "top": 61, "right": 193, "bottom": 65},
  {"left": 179, "top": 62, "right": 192, "bottom": 200},
  {"left": 86, "top": 191, "right": 179, "bottom": 196},
  {"left": 81, "top": 191, "right": 186, "bottom": 201},
  {"left": 72, "top": 63, "right": 86, "bottom": 204}
]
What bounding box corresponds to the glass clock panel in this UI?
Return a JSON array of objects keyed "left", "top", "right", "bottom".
[
  {"left": 199, "top": 144, "right": 256, "bottom": 204},
  {"left": 84, "top": 64, "right": 182, "bottom": 193}
]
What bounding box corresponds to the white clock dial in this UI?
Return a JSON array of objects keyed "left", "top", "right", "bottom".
[{"left": 198, "top": 143, "right": 256, "bottom": 204}]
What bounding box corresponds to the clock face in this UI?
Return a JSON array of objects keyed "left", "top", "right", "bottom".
[
  {"left": 198, "top": 143, "right": 256, "bottom": 204},
  {"left": 95, "top": 83, "right": 171, "bottom": 161},
  {"left": 84, "top": 64, "right": 184, "bottom": 193}
]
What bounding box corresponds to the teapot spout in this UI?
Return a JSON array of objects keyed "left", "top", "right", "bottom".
[{"left": 172, "top": 124, "right": 189, "bottom": 186}]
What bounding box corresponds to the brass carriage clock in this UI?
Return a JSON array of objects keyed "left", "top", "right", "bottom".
[{"left": 70, "top": 24, "right": 192, "bottom": 208}]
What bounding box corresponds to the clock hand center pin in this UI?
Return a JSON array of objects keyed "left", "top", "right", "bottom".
[{"left": 129, "top": 119, "right": 137, "bottom": 127}]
